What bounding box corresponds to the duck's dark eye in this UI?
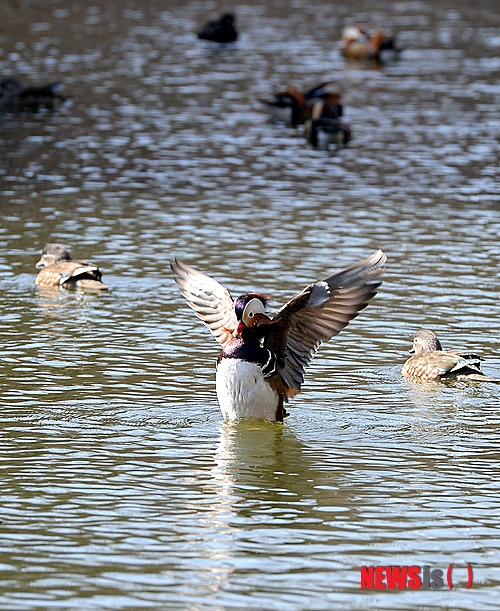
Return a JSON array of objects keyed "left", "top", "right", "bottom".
[{"left": 249, "top": 312, "right": 254, "bottom": 318}]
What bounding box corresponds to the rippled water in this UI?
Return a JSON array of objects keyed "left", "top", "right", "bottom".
[{"left": 1, "top": 0, "right": 500, "bottom": 609}]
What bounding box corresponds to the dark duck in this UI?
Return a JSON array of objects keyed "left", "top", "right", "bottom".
[
  {"left": 171, "top": 251, "right": 386, "bottom": 421},
  {"left": 0, "top": 78, "right": 68, "bottom": 112},
  {"left": 197, "top": 13, "right": 238, "bottom": 43},
  {"left": 304, "top": 95, "right": 351, "bottom": 149}
]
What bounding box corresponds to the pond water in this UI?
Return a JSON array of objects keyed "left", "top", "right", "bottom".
[{"left": 1, "top": 0, "right": 499, "bottom": 609}]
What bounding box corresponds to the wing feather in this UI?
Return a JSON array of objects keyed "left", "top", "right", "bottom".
[
  {"left": 266, "top": 249, "right": 387, "bottom": 399},
  {"left": 171, "top": 259, "right": 237, "bottom": 347}
]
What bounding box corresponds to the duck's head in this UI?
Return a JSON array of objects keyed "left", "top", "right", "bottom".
[
  {"left": 36, "top": 243, "right": 72, "bottom": 268},
  {"left": 410, "top": 329, "right": 442, "bottom": 354},
  {"left": 0, "top": 78, "right": 21, "bottom": 96},
  {"left": 220, "top": 13, "right": 235, "bottom": 25},
  {"left": 233, "top": 293, "right": 271, "bottom": 336},
  {"left": 341, "top": 25, "right": 367, "bottom": 44}
]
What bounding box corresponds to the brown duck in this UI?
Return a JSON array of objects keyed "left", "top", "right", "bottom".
[
  {"left": 401, "top": 329, "right": 499, "bottom": 382},
  {"left": 340, "top": 25, "right": 402, "bottom": 63},
  {"left": 35, "top": 244, "right": 108, "bottom": 291}
]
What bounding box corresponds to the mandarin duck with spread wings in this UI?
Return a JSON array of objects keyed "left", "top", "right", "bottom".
[{"left": 171, "top": 250, "right": 386, "bottom": 421}]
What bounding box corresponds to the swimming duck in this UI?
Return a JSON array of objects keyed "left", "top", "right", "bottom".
[
  {"left": 340, "top": 26, "right": 402, "bottom": 63},
  {"left": 171, "top": 250, "right": 386, "bottom": 421},
  {"left": 304, "top": 117, "right": 351, "bottom": 149},
  {"left": 0, "top": 78, "right": 68, "bottom": 112},
  {"left": 35, "top": 244, "right": 108, "bottom": 291},
  {"left": 401, "top": 329, "right": 499, "bottom": 382},
  {"left": 197, "top": 13, "right": 238, "bottom": 43},
  {"left": 262, "top": 82, "right": 343, "bottom": 127},
  {"left": 304, "top": 98, "right": 351, "bottom": 149}
]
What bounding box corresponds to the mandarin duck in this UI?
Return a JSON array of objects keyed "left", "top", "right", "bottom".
[
  {"left": 197, "top": 13, "right": 238, "bottom": 43},
  {"left": 171, "top": 251, "right": 386, "bottom": 421},
  {"left": 304, "top": 117, "right": 351, "bottom": 149},
  {"left": 262, "top": 82, "right": 344, "bottom": 127},
  {"left": 0, "top": 78, "right": 68, "bottom": 112},
  {"left": 401, "top": 329, "right": 499, "bottom": 383},
  {"left": 304, "top": 97, "right": 351, "bottom": 149},
  {"left": 35, "top": 244, "right": 108, "bottom": 291},
  {"left": 340, "top": 26, "right": 402, "bottom": 63}
]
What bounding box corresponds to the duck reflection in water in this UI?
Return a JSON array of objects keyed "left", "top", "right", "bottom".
[{"left": 211, "top": 421, "right": 339, "bottom": 518}]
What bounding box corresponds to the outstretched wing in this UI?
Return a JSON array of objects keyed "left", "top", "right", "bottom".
[
  {"left": 171, "top": 259, "right": 238, "bottom": 347},
  {"left": 266, "top": 249, "right": 387, "bottom": 399}
]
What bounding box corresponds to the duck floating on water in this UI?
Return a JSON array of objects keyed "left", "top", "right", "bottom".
[
  {"left": 171, "top": 251, "right": 386, "bottom": 421},
  {"left": 401, "top": 329, "right": 499, "bottom": 383},
  {"left": 35, "top": 244, "right": 108, "bottom": 291},
  {"left": 340, "top": 25, "right": 402, "bottom": 63},
  {"left": 197, "top": 13, "right": 238, "bottom": 43},
  {"left": 262, "top": 82, "right": 343, "bottom": 127},
  {"left": 0, "top": 78, "right": 68, "bottom": 112},
  {"left": 304, "top": 96, "right": 351, "bottom": 149}
]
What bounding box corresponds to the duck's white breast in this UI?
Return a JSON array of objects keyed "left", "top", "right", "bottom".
[{"left": 216, "top": 359, "right": 279, "bottom": 421}]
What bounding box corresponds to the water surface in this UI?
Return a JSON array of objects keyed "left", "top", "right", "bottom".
[{"left": 1, "top": 0, "right": 500, "bottom": 609}]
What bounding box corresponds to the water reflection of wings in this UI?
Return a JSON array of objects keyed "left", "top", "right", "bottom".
[{"left": 211, "top": 421, "right": 341, "bottom": 523}]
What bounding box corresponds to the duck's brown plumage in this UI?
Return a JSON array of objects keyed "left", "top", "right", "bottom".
[
  {"left": 35, "top": 243, "right": 108, "bottom": 291},
  {"left": 401, "top": 329, "right": 499, "bottom": 382},
  {"left": 340, "top": 25, "right": 402, "bottom": 62}
]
